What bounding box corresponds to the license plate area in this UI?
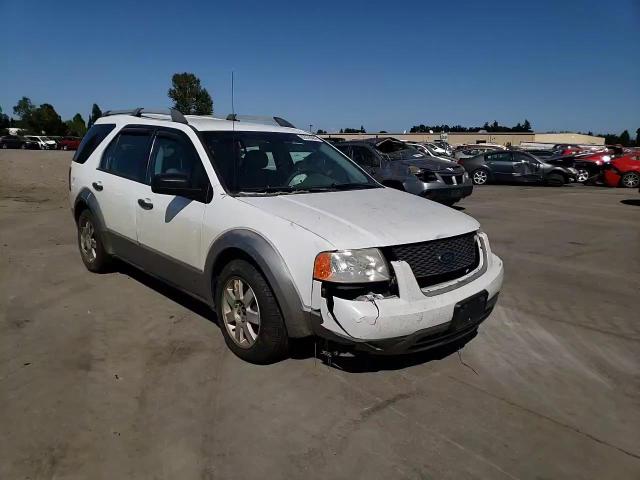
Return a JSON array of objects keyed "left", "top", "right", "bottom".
[{"left": 451, "top": 291, "right": 488, "bottom": 331}]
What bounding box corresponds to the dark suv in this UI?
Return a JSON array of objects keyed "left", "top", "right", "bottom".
[{"left": 336, "top": 138, "right": 473, "bottom": 206}]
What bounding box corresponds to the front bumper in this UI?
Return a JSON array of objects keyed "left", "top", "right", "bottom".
[{"left": 310, "top": 233, "right": 504, "bottom": 354}]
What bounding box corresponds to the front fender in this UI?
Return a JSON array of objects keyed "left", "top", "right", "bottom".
[
  {"left": 74, "top": 187, "right": 113, "bottom": 254},
  {"left": 204, "top": 229, "right": 313, "bottom": 338}
]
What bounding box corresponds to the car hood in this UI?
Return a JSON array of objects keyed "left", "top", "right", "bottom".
[{"left": 237, "top": 187, "right": 479, "bottom": 250}]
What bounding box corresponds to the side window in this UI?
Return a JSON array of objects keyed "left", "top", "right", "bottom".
[
  {"left": 486, "top": 152, "right": 513, "bottom": 162},
  {"left": 336, "top": 145, "right": 351, "bottom": 157},
  {"left": 513, "top": 152, "right": 536, "bottom": 163},
  {"left": 73, "top": 124, "right": 116, "bottom": 164},
  {"left": 149, "top": 131, "right": 208, "bottom": 189},
  {"left": 100, "top": 129, "right": 152, "bottom": 183},
  {"left": 352, "top": 146, "right": 378, "bottom": 168}
]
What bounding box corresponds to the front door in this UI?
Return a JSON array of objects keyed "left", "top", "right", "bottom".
[
  {"left": 135, "top": 128, "right": 210, "bottom": 274},
  {"left": 485, "top": 151, "right": 514, "bottom": 181},
  {"left": 513, "top": 152, "right": 543, "bottom": 182}
]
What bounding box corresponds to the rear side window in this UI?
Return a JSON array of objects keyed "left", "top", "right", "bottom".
[
  {"left": 73, "top": 124, "right": 116, "bottom": 164},
  {"left": 100, "top": 129, "right": 152, "bottom": 183}
]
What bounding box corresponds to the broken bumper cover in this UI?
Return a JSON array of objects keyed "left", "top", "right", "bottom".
[{"left": 310, "top": 233, "right": 503, "bottom": 354}]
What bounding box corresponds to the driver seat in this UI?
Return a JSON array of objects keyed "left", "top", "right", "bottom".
[{"left": 239, "top": 150, "right": 269, "bottom": 188}]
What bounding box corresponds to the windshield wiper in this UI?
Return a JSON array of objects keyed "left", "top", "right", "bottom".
[
  {"left": 237, "top": 186, "right": 297, "bottom": 194},
  {"left": 330, "top": 183, "right": 379, "bottom": 190}
]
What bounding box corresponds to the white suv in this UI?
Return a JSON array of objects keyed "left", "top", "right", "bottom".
[
  {"left": 25, "top": 135, "right": 57, "bottom": 150},
  {"left": 69, "top": 109, "right": 503, "bottom": 363}
]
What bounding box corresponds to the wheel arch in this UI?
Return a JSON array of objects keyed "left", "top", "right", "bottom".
[
  {"left": 204, "top": 229, "right": 313, "bottom": 338},
  {"left": 73, "top": 188, "right": 113, "bottom": 254}
]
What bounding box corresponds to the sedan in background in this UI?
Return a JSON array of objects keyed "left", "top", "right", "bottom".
[
  {"left": 57, "top": 136, "right": 82, "bottom": 150},
  {"left": 24, "top": 135, "right": 57, "bottom": 150},
  {"left": 0, "top": 135, "right": 27, "bottom": 149},
  {"left": 602, "top": 153, "right": 640, "bottom": 188},
  {"left": 336, "top": 137, "right": 473, "bottom": 206},
  {"left": 459, "top": 150, "right": 577, "bottom": 186}
]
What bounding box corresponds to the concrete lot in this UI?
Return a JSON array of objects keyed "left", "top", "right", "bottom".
[{"left": 1, "top": 150, "right": 639, "bottom": 480}]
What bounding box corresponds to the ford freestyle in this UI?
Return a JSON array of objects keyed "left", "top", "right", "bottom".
[{"left": 69, "top": 109, "right": 504, "bottom": 363}]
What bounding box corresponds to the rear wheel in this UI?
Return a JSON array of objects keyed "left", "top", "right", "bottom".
[
  {"left": 20, "top": 144, "right": 26, "bottom": 150},
  {"left": 621, "top": 172, "right": 640, "bottom": 188},
  {"left": 471, "top": 169, "right": 488, "bottom": 185},
  {"left": 216, "top": 260, "right": 289, "bottom": 364},
  {"left": 77, "top": 210, "right": 111, "bottom": 272},
  {"left": 62, "top": 145, "right": 68, "bottom": 151},
  {"left": 1, "top": 144, "right": 7, "bottom": 149}
]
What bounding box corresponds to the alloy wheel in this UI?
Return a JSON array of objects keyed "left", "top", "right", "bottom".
[
  {"left": 473, "top": 170, "right": 488, "bottom": 185},
  {"left": 576, "top": 169, "right": 589, "bottom": 183},
  {"left": 79, "top": 219, "right": 97, "bottom": 263},
  {"left": 222, "top": 277, "right": 261, "bottom": 348},
  {"left": 622, "top": 172, "right": 640, "bottom": 188}
]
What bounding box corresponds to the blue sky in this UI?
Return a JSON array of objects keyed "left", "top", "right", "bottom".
[{"left": 1, "top": 0, "right": 638, "bottom": 134}]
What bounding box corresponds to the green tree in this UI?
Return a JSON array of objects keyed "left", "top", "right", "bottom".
[
  {"left": 66, "top": 113, "right": 87, "bottom": 137},
  {"left": 31, "top": 103, "right": 66, "bottom": 135},
  {"left": 523, "top": 119, "right": 532, "bottom": 132},
  {"left": 359, "top": 125, "right": 366, "bottom": 133},
  {"left": 87, "top": 104, "right": 102, "bottom": 128},
  {"left": 636, "top": 128, "right": 640, "bottom": 146},
  {"left": 619, "top": 130, "right": 631, "bottom": 146},
  {"left": 168, "top": 72, "right": 213, "bottom": 115},
  {"left": 0, "top": 106, "right": 10, "bottom": 129},
  {"left": 13, "top": 97, "right": 35, "bottom": 128}
]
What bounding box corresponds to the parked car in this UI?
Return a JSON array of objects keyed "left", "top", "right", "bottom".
[
  {"left": 523, "top": 149, "right": 556, "bottom": 160},
  {"left": 70, "top": 109, "right": 503, "bottom": 363},
  {"left": 58, "top": 136, "right": 82, "bottom": 150},
  {"left": 406, "top": 142, "right": 457, "bottom": 162},
  {"left": 336, "top": 137, "right": 473, "bottom": 206},
  {"left": 24, "top": 135, "right": 57, "bottom": 150},
  {"left": 432, "top": 140, "right": 453, "bottom": 156},
  {"left": 454, "top": 144, "right": 504, "bottom": 161},
  {"left": 0, "top": 134, "right": 27, "bottom": 149},
  {"left": 602, "top": 153, "right": 640, "bottom": 188},
  {"left": 459, "top": 150, "right": 577, "bottom": 186}
]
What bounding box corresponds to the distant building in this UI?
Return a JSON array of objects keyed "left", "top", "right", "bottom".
[{"left": 320, "top": 131, "right": 605, "bottom": 147}]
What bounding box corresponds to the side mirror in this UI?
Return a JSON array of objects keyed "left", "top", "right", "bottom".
[{"left": 151, "top": 173, "right": 206, "bottom": 201}]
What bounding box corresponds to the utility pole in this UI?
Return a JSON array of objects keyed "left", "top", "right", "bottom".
[{"left": 309, "top": 124, "right": 313, "bottom": 134}]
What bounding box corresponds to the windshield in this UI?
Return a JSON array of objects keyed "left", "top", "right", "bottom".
[{"left": 201, "top": 131, "right": 380, "bottom": 194}]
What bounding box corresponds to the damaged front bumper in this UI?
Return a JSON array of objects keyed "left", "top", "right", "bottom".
[{"left": 309, "top": 233, "right": 504, "bottom": 354}]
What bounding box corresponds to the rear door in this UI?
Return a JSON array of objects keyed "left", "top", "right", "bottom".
[
  {"left": 485, "top": 151, "right": 514, "bottom": 181},
  {"left": 135, "top": 128, "right": 210, "bottom": 270},
  {"left": 93, "top": 126, "right": 153, "bottom": 245}
]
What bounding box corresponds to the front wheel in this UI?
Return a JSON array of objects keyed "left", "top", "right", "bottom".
[
  {"left": 216, "top": 260, "right": 289, "bottom": 364},
  {"left": 576, "top": 169, "right": 589, "bottom": 183},
  {"left": 471, "top": 169, "right": 488, "bottom": 185},
  {"left": 620, "top": 172, "right": 640, "bottom": 188},
  {"left": 545, "top": 173, "right": 565, "bottom": 186}
]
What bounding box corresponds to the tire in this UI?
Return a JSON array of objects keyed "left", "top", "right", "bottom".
[
  {"left": 471, "top": 169, "right": 488, "bottom": 185},
  {"left": 63, "top": 145, "right": 68, "bottom": 151},
  {"left": 546, "top": 173, "right": 565, "bottom": 187},
  {"left": 1, "top": 144, "right": 7, "bottom": 149},
  {"left": 576, "top": 168, "right": 589, "bottom": 183},
  {"left": 620, "top": 171, "right": 640, "bottom": 188},
  {"left": 77, "top": 210, "right": 111, "bottom": 273},
  {"left": 20, "top": 144, "right": 26, "bottom": 150},
  {"left": 216, "top": 259, "right": 289, "bottom": 364}
]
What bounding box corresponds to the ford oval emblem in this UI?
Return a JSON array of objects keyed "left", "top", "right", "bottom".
[{"left": 438, "top": 251, "right": 455, "bottom": 265}]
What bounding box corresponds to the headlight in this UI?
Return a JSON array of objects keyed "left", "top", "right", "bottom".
[
  {"left": 313, "top": 248, "right": 390, "bottom": 283},
  {"left": 408, "top": 165, "right": 422, "bottom": 175},
  {"left": 602, "top": 155, "right": 611, "bottom": 163}
]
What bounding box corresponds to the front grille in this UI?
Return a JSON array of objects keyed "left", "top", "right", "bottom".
[
  {"left": 385, "top": 232, "right": 479, "bottom": 287},
  {"left": 440, "top": 173, "right": 464, "bottom": 185}
]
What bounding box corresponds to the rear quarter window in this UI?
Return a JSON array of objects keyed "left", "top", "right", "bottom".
[{"left": 73, "top": 124, "right": 116, "bottom": 164}]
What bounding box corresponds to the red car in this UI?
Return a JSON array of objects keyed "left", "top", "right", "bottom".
[
  {"left": 603, "top": 153, "right": 640, "bottom": 188},
  {"left": 58, "top": 136, "right": 81, "bottom": 150}
]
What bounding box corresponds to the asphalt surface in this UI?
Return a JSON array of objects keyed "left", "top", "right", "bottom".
[{"left": 1, "top": 150, "right": 639, "bottom": 480}]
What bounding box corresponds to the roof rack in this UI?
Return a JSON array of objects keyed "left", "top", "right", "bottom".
[
  {"left": 102, "top": 107, "right": 188, "bottom": 125},
  {"left": 226, "top": 114, "right": 296, "bottom": 129}
]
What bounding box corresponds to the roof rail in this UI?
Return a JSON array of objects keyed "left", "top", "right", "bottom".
[
  {"left": 226, "top": 114, "right": 296, "bottom": 129},
  {"left": 102, "top": 108, "right": 188, "bottom": 125}
]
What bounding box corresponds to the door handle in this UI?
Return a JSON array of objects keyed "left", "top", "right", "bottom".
[
  {"left": 92, "top": 181, "right": 103, "bottom": 191},
  {"left": 137, "top": 198, "right": 153, "bottom": 210}
]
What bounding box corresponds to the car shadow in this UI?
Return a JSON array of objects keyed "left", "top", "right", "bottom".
[
  {"left": 113, "top": 260, "right": 477, "bottom": 371},
  {"left": 621, "top": 199, "right": 640, "bottom": 206},
  {"left": 290, "top": 331, "right": 477, "bottom": 373},
  {"left": 114, "top": 259, "right": 217, "bottom": 324}
]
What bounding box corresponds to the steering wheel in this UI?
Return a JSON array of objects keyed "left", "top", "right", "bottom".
[{"left": 286, "top": 169, "right": 334, "bottom": 188}]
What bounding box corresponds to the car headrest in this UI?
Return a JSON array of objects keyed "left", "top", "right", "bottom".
[{"left": 242, "top": 150, "right": 269, "bottom": 170}]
